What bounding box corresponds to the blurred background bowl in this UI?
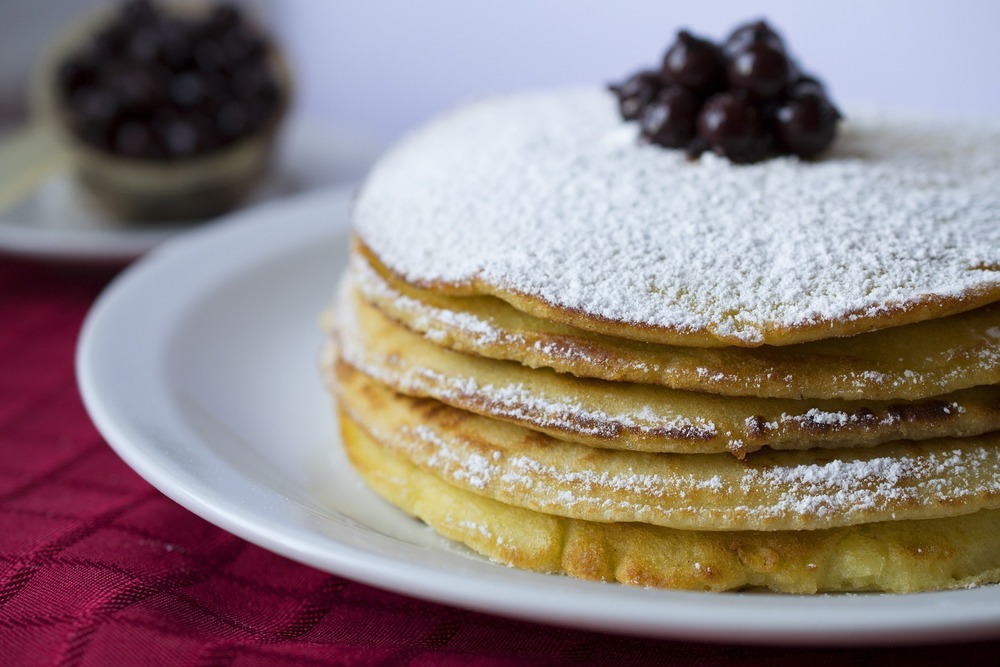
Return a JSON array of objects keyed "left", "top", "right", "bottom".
[{"left": 30, "top": 2, "right": 292, "bottom": 222}]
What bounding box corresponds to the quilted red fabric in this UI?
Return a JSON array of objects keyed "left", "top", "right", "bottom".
[{"left": 1, "top": 258, "right": 999, "bottom": 666}]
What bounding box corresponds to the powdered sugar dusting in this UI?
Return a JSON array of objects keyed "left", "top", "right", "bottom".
[
  {"left": 334, "top": 283, "right": 716, "bottom": 443},
  {"left": 756, "top": 402, "right": 966, "bottom": 433},
  {"left": 393, "top": 416, "right": 1000, "bottom": 529},
  {"left": 350, "top": 251, "right": 506, "bottom": 347},
  {"left": 354, "top": 88, "right": 1000, "bottom": 344},
  {"left": 353, "top": 250, "right": 1000, "bottom": 399},
  {"left": 352, "top": 252, "right": 651, "bottom": 372}
]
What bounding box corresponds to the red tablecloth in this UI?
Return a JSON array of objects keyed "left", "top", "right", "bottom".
[{"left": 2, "top": 258, "right": 999, "bottom": 666}]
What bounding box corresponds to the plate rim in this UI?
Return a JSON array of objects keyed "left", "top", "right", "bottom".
[
  {"left": 76, "top": 185, "right": 1000, "bottom": 646},
  {"left": 0, "top": 118, "right": 380, "bottom": 264}
]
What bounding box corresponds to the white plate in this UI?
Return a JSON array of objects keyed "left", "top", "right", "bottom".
[
  {"left": 76, "top": 186, "right": 1000, "bottom": 646},
  {"left": 0, "top": 119, "right": 381, "bottom": 263}
]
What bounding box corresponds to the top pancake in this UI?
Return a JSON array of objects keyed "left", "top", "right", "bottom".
[{"left": 353, "top": 88, "right": 1000, "bottom": 347}]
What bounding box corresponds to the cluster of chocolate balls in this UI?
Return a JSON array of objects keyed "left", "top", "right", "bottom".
[{"left": 610, "top": 20, "right": 841, "bottom": 164}]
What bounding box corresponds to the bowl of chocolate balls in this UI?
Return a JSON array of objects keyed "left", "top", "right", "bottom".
[{"left": 33, "top": 0, "right": 291, "bottom": 221}]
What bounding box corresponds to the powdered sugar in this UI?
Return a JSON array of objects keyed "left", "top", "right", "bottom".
[
  {"left": 352, "top": 252, "right": 649, "bottom": 372},
  {"left": 752, "top": 402, "right": 966, "bottom": 433},
  {"left": 335, "top": 283, "right": 717, "bottom": 443},
  {"left": 350, "top": 252, "right": 506, "bottom": 347},
  {"left": 354, "top": 88, "right": 1000, "bottom": 345},
  {"left": 396, "top": 416, "right": 1000, "bottom": 529},
  {"left": 352, "top": 249, "right": 1000, "bottom": 399}
]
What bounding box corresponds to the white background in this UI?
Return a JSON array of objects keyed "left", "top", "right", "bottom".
[
  {"left": 277, "top": 0, "right": 1000, "bottom": 141},
  {"left": 2, "top": 0, "right": 999, "bottom": 143}
]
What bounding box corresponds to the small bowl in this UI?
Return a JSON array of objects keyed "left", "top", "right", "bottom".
[{"left": 31, "top": 4, "right": 292, "bottom": 222}]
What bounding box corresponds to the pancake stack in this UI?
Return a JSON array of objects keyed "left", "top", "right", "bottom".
[{"left": 322, "top": 88, "right": 1000, "bottom": 593}]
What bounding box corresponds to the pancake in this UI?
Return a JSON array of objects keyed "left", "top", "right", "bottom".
[
  {"left": 342, "top": 410, "right": 1000, "bottom": 593},
  {"left": 328, "top": 86, "right": 1000, "bottom": 594},
  {"left": 332, "top": 361, "right": 1000, "bottom": 532},
  {"left": 353, "top": 89, "right": 1000, "bottom": 347},
  {"left": 353, "top": 248, "right": 1000, "bottom": 401},
  {"left": 330, "top": 283, "right": 1000, "bottom": 456}
]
